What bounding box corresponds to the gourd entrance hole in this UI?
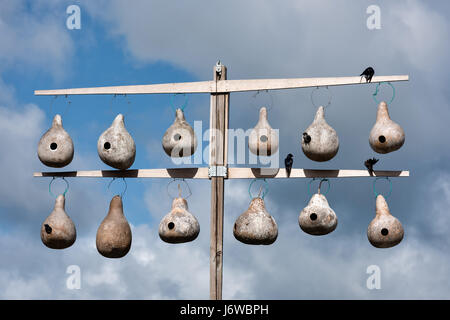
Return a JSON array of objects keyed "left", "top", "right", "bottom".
[
  {"left": 303, "top": 133, "right": 311, "bottom": 144},
  {"left": 174, "top": 134, "right": 182, "bottom": 141},
  {"left": 310, "top": 213, "right": 318, "bottom": 221},
  {"left": 378, "top": 135, "right": 386, "bottom": 143},
  {"left": 50, "top": 143, "right": 57, "bottom": 150},
  {"left": 260, "top": 135, "right": 268, "bottom": 142},
  {"left": 44, "top": 224, "right": 52, "bottom": 234},
  {"left": 104, "top": 142, "right": 111, "bottom": 150},
  {"left": 381, "top": 228, "right": 389, "bottom": 236},
  {"left": 168, "top": 222, "right": 175, "bottom": 230}
]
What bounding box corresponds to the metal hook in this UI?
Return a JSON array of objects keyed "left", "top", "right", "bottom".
[
  {"left": 170, "top": 93, "right": 189, "bottom": 112},
  {"left": 372, "top": 82, "right": 395, "bottom": 105},
  {"left": 310, "top": 86, "right": 332, "bottom": 109},
  {"left": 49, "top": 177, "right": 69, "bottom": 198},
  {"left": 248, "top": 178, "right": 269, "bottom": 199},
  {"left": 63, "top": 94, "right": 72, "bottom": 118},
  {"left": 49, "top": 95, "right": 58, "bottom": 115},
  {"left": 108, "top": 94, "right": 132, "bottom": 118},
  {"left": 308, "top": 178, "right": 330, "bottom": 196},
  {"left": 167, "top": 178, "right": 192, "bottom": 199},
  {"left": 373, "top": 177, "right": 392, "bottom": 198},
  {"left": 318, "top": 178, "right": 330, "bottom": 195},
  {"left": 251, "top": 89, "right": 274, "bottom": 111},
  {"left": 107, "top": 177, "right": 127, "bottom": 198}
]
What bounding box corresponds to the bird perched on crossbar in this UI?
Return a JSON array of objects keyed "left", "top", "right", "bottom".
[
  {"left": 285, "top": 153, "right": 294, "bottom": 178},
  {"left": 364, "top": 158, "right": 379, "bottom": 176},
  {"left": 360, "top": 67, "right": 375, "bottom": 83}
]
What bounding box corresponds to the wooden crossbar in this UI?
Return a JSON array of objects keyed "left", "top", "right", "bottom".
[
  {"left": 33, "top": 168, "right": 409, "bottom": 179},
  {"left": 34, "top": 75, "right": 408, "bottom": 96}
]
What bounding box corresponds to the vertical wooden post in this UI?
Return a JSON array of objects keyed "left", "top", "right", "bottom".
[{"left": 209, "top": 64, "right": 229, "bottom": 300}]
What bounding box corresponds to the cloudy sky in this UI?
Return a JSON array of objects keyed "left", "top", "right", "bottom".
[{"left": 0, "top": 0, "right": 449, "bottom": 299}]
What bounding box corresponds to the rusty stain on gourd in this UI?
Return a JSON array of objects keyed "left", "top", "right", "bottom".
[
  {"left": 369, "top": 101, "right": 405, "bottom": 154},
  {"left": 367, "top": 195, "right": 404, "bottom": 248},
  {"left": 233, "top": 197, "right": 278, "bottom": 245},
  {"left": 248, "top": 107, "right": 279, "bottom": 156},
  {"left": 96, "top": 195, "right": 132, "bottom": 258},
  {"left": 159, "top": 197, "right": 200, "bottom": 244},
  {"left": 41, "top": 194, "right": 76, "bottom": 249},
  {"left": 302, "top": 106, "right": 339, "bottom": 162},
  {"left": 299, "top": 193, "right": 337, "bottom": 235},
  {"left": 162, "top": 108, "right": 197, "bottom": 157},
  {"left": 37, "top": 114, "right": 74, "bottom": 168},
  {"left": 97, "top": 114, "right": 136, "bottom": 170}
]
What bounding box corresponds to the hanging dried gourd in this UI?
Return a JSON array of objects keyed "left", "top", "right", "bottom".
[
  {"left": 41, "top": 178, "right": 76, "bottom": 249},
  {"left": 162, "top": 95, "right": 197, "bottom": 158},
  {"left": 248, "top": 107, "right": 279, "bottom": 156},
  {"left": 367, "top": 178, "right": 404, "bottom": 248},
  {"left": 96, "top": 195, "right": 132, "bottom": 258},
  {"left": 369, "top": 82, "right": 405, "bottom": 154},
  {"left": 97, "top": 114, "right": 136, "bottom": 170},
  {"left": 299, "top": 179, "right": 337, "bottom": 235},
  {"left": 41, "top": 194, "right": 76, "bottom": 249},
  {"left": 233, "top": 181, "right": 278, "bottom": 245},
  {"left": 159, "top": 181, "right": 199, "bottom": 243},
  {"left": 302, "top": 106, "right": 339, "bottom": 162},
  {"left": 38, "top": 114, "right": 74, "bottom": 168},
  {"left": 369, "top": 101, "right": 405, "bottom": 154},
  {"left": 159, "top": 198, "right": 200, "bottom": 244}
]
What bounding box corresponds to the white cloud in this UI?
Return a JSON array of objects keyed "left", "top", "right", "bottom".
[
  {"left": 0, "top": 0, "right": 74, "bottom": 78},
  {"left": 387, "top": 0, "right": 449, "bottom": 74}
]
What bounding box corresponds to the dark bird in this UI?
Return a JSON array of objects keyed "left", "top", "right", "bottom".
[
  {"left": 303, "top": 132, "right": 311, "bottom": 144},
  {"left": 44, "top": 224, "right": 52, "bottom": 234},
  {"left": 285, "top": 153, "right": 294, "bottom": 178},
  {"left": 364, "top": 158, "right": 379, "bottom": 176},
  {"left": 360, "top": 67, "right": 375, "bottom": 83}
]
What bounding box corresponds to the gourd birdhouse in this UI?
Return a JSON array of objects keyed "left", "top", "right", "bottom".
[
  {"left": 369, "top": 101, "right": 405, "bottom": 154},
  {"left": 299, "top": 192, "right": 337, "bottom": 236},
  {"left": 248, "top": 107, "right": 279, "bottom": 156},
  {"left": 159, "top": 197, "right": 200, "bottom": 244},
  {"left": 234, "top": 197, "right": 278, "bottom": 245},
  {"left": 97, "top": 114, "right": 136, "bottom": 170},
  {"left": 162, "top": 108, "right": 197, "bottom": 157},
  {"left": 37, "top": 114, "right": 74, "bottom": 168},
  {"left": 302, "top": 106, "right": 339, "bottom": 162},
  {"left": 96, "top": 195, "right": 132, "bottom": 258},
  {"left": 367, "top": 195, "right": 404, "bottom": 248},
  {"left": 41, "top": 194, "right": 76, "bottom": 249}
]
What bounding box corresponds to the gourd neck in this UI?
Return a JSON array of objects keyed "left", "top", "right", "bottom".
[
  {"left": 175, "top": 108, "right": 186, "bottom": 122},
  {"left": 376, "top": 102, "right": 391, "bottom": 121},
  {"left": 54, "top": 194, "right": 65, "bottom": 210},
  {"left": 172, "top": 197, "right": 188, "bottom": 210},
  {"left": 52, "top": 114, "right": 63, "bottom": 128},
  {"left": 112, "top": 114, "right": 125, "bottom": 128},
  {"left": 249, "top": 197, "right": 266, "bottom": 211},
  {"left": 108, "top": 195, "right": 124, "bottom": 216},
  {"left": 375, "top": 195, "right": 390, "bottom": 216},
  {"left": 314, "top": 106, "right": 325, "bottom": 122}
]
